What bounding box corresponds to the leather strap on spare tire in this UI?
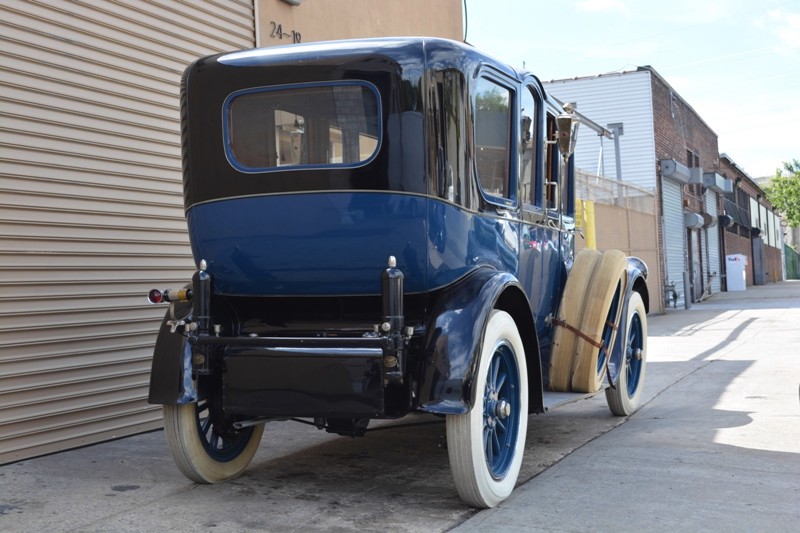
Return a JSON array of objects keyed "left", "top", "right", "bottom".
[
  {"left": 571, "top": 250, "right": 628, "bottom": 393},
  {"left": 548, "top": 249, "right": 601, "bottom": 392}
]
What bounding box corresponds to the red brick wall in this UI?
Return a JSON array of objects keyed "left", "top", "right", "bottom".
[
  {"left": 725, "top": 232, "right": 754, "bottom": 287},
  {"left": 650, "top": 67, "right": 721, "bottom": 295},
  {"left": 766, "top": 246, "right": 783, "bottom": 283},
  {"left": 649, "top": 66, "right": 783, "bottom": 289},
  {"left": 718, "top": 157, "right": 782, "bottom": 286},
  {"left": 724, "top": 237, "right": 781, "bottom": 286},
  {"left": 719, "top": 159, "right": 767, "bottom": 204},
  {"left": 650, "top": 67, "right": 720, "bottom": 207}
]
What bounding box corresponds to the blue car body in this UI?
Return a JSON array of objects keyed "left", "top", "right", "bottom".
[{"left": 148, "top": 37, "right": 648, "bottom": 430}]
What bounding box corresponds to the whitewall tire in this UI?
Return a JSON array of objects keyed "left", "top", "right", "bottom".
[
  {"left": 606, "top": 291, "right": 647, "bottom": 416},
  {"left": 447, "top": 310, "right": 528, "bottom": 508},
  {"left": 164, "top": 399, "right": 264, "bottom": 483}
]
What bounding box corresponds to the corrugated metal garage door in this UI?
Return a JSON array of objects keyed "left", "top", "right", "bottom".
[
  {"left": 705, "top": 192, "right": 721, "bottom": 295},
  {"left": 0, "top": 0, "right": 254, "bottom": 465},
  {"left": 662, "top": 178, "right": 686, "bottom": 308}
]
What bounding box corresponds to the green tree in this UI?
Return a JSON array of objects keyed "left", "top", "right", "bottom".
[{"left": 764, "top": 159, "right": 800, "bottom": 227}]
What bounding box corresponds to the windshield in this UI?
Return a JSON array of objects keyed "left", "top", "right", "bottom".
[{"left": 224, "top": 81, "right": 381, "bottom": 173}]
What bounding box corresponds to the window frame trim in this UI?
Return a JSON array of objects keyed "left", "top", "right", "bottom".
[
  {"left": 472, "top": 69, "right": 519, "bottom": 209},
  {"left": 520, "top": 80, "right": 545, "bottom": 210}
]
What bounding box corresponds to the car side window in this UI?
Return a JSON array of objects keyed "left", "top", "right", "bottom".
[
  {"left": 520, "top": 86, "right": 539, "bottom": 207},
  {"left": 474, "top": 77, "right": 512, "bottom": 200},
  {"left": 544, "top": 111, "right": 559, "bottom": 210},
  {"left": 436, "top": 69, "right": 468, "bottom": 206}
]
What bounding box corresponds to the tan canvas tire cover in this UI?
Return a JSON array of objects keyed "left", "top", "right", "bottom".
[
  {"left": 571, "top": 249, "right": 628, "bottom": 393},
  {"left": 548, "top": 249, "right": 602, "bottom": 392}
]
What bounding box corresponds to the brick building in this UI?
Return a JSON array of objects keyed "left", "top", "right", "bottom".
[
  {"left": 649, "top": 66, "right": 727, "bottom": 304},
  {"left": 546, "top": 67, "right": 786, "bottom": 306},
  {"left": 545, "top": 67, "right": 733, "bottom": 309},
  {"left": 719, "top": 154, "right": 783, "bottom": 287}
]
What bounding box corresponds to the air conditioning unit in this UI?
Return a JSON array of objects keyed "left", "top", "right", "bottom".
[
  {"left": 659, "top": 159, "right": 691, "bottom": 185},
  {"left": 688, "top": 167, "right": 704, "bottom": 185},
  {"left": 684, "top": 212, "right": 704, "bottom": 229},
  {"left": 703, "top": 172, "right": 732, "bottom": 194}
]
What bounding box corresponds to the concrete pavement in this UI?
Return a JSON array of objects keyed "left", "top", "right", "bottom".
[
  {"left": 1, "top": 280, "right": 798, "bottom": 532},
  {"left": 454, "top": 280, "right": 800, "bottom": 532}
]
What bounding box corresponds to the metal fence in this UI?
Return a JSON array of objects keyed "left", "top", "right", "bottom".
[
  {"left": 573, "top": 170, "right": 663, "bottom": 313},
  {"left": 786, "top": 244, "right": 800, "bottom": 280},
  {"left": 575, "top": 170, "right": 656, "bottom": 215}
]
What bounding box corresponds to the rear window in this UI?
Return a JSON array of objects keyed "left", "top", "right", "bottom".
[{"left": 224, "top": 81, "right": 381, "bottom": 172}]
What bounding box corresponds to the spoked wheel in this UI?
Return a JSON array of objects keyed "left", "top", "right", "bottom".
[
  {"left": 447, "top": 310, "right": 528, "bottom": 508},
  {"left": 163, "top": 393, "right": 264, "bottom": 483},
  {"left": 606, "top": 291, "right": 648, "bottom": 415},
  {"left": 595, "top": 280, "right": 623, "bottom": 383}
]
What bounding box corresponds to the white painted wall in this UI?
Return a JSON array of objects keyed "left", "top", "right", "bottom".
[{"left": 543, "top": 70, "right": 657, "bottom": 192}]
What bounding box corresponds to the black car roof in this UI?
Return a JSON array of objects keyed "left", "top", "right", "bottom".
[{"left": 212, "top": 37, "right": 520, "bottom": 80}]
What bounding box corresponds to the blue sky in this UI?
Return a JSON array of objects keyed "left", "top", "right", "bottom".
[{"left": 464, "top": 0, "right": 800, "bottom": 178}]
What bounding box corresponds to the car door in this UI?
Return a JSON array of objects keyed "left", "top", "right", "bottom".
[{"left": 517, "top": 81, "right": 566, "bottom": 354}]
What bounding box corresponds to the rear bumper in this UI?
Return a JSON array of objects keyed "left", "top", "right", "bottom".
[{"left": 193, "top": 336, "right": 386, "bottom": 418}]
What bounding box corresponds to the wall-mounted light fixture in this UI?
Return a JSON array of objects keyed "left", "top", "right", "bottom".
[
  {"left": 735, "top": 176, "right": 742, "bottom": 186},
  {"left": 281, "top": 0, "right": 303, "bottom": 5},
  {"left": 756, "top": 193, "right": 762, "bottom": 202}
]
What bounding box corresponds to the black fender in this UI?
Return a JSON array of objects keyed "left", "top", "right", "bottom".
[
  {"left": 606, "top": 256, "right": 650, "bottom": 385},
  {"left": 417, "top": 267, "right": 544, "bottom": 416},
  {"left": 628, "top": 256, "right": 650, "bottom": 313},
  {"left": 147, "top": 300, "right": 197, "bottom": 405}
]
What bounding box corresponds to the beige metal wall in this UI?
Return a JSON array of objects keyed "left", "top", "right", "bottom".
[
  {"left": 256, "top": 0, "right": 463, "bottom": 46},
  {"left": 0, "top": 0, "right": 463, "bottom": 467},
  {"left": 0, "top": 0, "right": 255, "bottom": 465},
  {"left": 574, "top": 171, "right": 664, "bottom": 314}
]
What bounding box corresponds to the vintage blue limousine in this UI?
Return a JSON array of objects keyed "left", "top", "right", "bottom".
[{"left": 147, "top": 37, "right": 649, "bottom": 508}]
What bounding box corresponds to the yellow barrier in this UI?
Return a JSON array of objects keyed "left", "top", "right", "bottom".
[{"left": 576, "top": 199, "right": 597, "bottom": 250}]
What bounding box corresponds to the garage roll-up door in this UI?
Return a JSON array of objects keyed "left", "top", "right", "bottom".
[
  {"left": 0, "top": 0, "right": 254, "bottom": 464},
  {"left": 662, "top": 178, "right": 686, "bottom": 308},
  {"left": 705, "top": 192, "right": 721, "bottom": 295}
]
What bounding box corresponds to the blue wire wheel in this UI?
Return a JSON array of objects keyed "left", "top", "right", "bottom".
[
  {"left": 447, "top": 310, "right": 528, "bottom": 508},
  {"left": 482, "top": 340, "right": 522, "bottom": 480},
  {"left": 194, "top": 398, "right": 256, "bottom": 463},
  {"left": 606, "top": 291, "right": 647, "bottom": 416},
  {"left": 623, "top": 302, "right": 644, "bottom": 398},
  {"left": 598, "top": 280, "right": 623, "bottom": 379}
]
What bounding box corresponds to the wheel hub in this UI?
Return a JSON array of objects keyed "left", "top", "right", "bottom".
[
  {"left": 485, "top": 389, "right": 512, "bottom": 429},
  {"left": 495, "top": 399, "right": 511, "bottom": 419}
]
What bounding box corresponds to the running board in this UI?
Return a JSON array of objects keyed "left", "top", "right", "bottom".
[{"left": 542, "top": 390, "right": 602, "bottom": 411}]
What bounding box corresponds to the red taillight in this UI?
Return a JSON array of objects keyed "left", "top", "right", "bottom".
[
  {"left": 148, "top": 287, "right": 191, "bottom": 303},
  {"left": 147, "top": 289, "right": 163, "bottom": 304}
]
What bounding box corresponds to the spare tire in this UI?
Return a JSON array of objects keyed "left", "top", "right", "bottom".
[
  {"left": 571, "top": 250, "right": 628, "bottom": 393},
  {"left": 549, "top": 249, "right": 601, "bottom": 392}
]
